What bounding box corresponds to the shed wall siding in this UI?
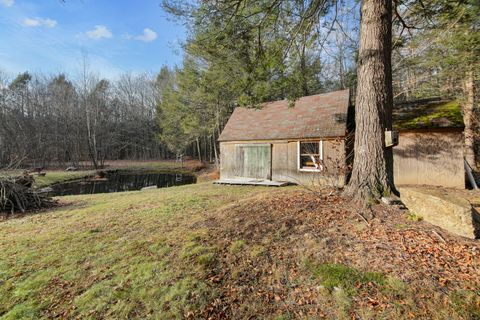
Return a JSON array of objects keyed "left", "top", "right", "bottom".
[
  {"left": 393, "top": 131, "right": 464, "bottom": 188},
  {"left": 220, "top": 143, "right": 236, "bottom": 179},
  {"left": 221, "top": 132, "right": 464, "bottom": 189},
  {"left": 220, "top": 139, "right": 346, "bottom": 187}
]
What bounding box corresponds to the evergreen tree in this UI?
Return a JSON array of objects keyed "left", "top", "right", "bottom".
[
  {"left": 163, "top": 0, "right": 395, "bottom": 201},
  {"left": 394, "top": 0, "right": 480, "bottom": 168}
]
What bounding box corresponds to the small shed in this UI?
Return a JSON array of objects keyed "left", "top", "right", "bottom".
[
  {"left": 218, "top": 90, "right": 352, "bottom": 187},
  {"left": 392, "top": 98, "right": 465, "bottom": 188},
  {"left": 218, "top": 91, "right": 466, "bottom": 189}
]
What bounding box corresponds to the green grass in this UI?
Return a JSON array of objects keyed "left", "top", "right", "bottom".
[
  {"left": 306, "top": 261, "right": 385, "bottom": 296},
  {"left": 1, "top": 182, "right": 478, "bottom": 319},
  {"left": 406, "top": 211, "right": 424, "bottom": 222},
  {"left": 449, "top": 290, "right": 480, "bottom": 319},
  {"left": 34, "top": 171, "right": 96, "bottom": 188},
  {"left": 0, "top": 183, "right": 261, "bottom": 319},
  {"left": 228, "top": 239, "right": 246, "bottom": 254}
]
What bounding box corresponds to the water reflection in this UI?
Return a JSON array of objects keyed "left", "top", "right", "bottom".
[{"left": 46, "top": 171, "right": 196, "bottom": 196}]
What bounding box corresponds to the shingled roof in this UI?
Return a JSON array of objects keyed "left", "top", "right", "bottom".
[{"left": 218, "top": 89, "right": 350, "bottom": 141}]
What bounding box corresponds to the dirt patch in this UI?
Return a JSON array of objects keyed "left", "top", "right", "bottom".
[
  {"left": 190, "top": 190, "right": 480, "bottom": 319},
  {"left": 195, "top": 164, "right": 220, "bottom": 182}
]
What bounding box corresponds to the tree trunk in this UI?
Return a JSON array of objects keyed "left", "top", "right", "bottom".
[
  {"left": 345, "top": 0, "right": 397, "bottom": 201},
  {"left": 196, "top": 137, "right": 202, "bottom": 162},
  {"left": 213, "top": 133, "right": 219, "bottom": 168},
  {"left": 463, "top": 71, "right": 478, "bottom": 171},
  {"left": 209, "top": 135, "right": 212, "bottom": 163},
  {"left": 204, "top": 135, "right": 208, "bottom": 163}
]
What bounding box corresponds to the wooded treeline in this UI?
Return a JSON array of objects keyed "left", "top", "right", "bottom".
[
  {"left": 0, "top": 69, "right": 168, "bottom": 169},
  {"left": 1, "top": 0, "right": 478, "bottom": 176}
]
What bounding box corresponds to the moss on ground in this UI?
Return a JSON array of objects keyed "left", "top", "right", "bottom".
[{"left": 306, "top": 261, "right": 385, "bottom": 296}]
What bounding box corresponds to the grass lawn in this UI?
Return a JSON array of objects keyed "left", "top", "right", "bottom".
[
  {"left": 0, "top": 183, "right": 261, "bottom": 319},
  {"left": 0, "top": 183, "right": 479, "bottom": 319},
  {"left": 34, "top": 171, "right": 97, "bottom": 188}
]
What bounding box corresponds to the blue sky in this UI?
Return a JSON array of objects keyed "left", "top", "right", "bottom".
[{"left": 0, "top": 0, "right": 186, "bottom": 78}]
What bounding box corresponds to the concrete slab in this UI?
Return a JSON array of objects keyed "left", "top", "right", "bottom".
[{"left": 214, "top": 178, "right": 290, "bottom": 187}]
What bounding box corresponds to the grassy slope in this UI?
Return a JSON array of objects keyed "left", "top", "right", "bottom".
[
  {"left": 0, "top": 183, "right": 260, "bottom": 319},
  {"left": 1, "top": 184, "right": 479, "bottom": 319}
]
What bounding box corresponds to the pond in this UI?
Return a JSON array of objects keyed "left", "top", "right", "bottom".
[{"left": 42, "top": 170, "right": 197, "bottom": 197}]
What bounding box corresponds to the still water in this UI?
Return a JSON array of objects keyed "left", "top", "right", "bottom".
[{"left": 44, "top": 170, "right": 196, "bottom": 196}]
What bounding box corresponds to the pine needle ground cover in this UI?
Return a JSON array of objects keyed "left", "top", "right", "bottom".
[{"left": 0, "top": 184, "right": 478, "bottom": 319}]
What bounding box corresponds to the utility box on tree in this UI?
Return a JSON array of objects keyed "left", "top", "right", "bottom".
[{"left": 385, "top": 130, "right": 399, "bottom": 147}]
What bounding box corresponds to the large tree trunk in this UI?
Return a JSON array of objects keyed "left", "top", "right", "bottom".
[
  {"left": 463, "top": 71, "right": 478, "bottom": 171},
  {"left": 345, "top": 0, "right": 397, "bottom": 201}
]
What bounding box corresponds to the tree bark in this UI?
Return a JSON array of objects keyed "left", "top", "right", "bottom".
[
  {"left": 345, "top": 0, "right": 397, "bottom": 201},
  {"left": 196, "top": 137, "right": 202, "bottom": 162},
  {"left": 213, "top": 132, "right": 219, "bottom": 168},
  {"left": 463, "top": 71, "right": 478, "bottom": 171}
]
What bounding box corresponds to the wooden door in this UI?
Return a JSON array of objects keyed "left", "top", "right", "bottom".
[{"left": 235, "top": 144, "right": 271, "bottom": 179}]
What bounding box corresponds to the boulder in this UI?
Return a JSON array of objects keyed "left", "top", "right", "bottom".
[
  {"left": 141, "top": 186, "right": 157, "bottom": 191},
  {"left": 400, "top": 187, "right": 480, "bottom": 239}
]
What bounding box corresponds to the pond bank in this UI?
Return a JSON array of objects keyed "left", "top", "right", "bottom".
[
  {"left": 40, "top": 169, "right": 197, "bottom": 196},
  {"left": 0, "top": 160, "right": 202, "bottom": 188}
]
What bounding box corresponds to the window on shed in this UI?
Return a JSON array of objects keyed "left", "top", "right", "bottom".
[{"left": 298, "top": 141, "right": 323, "bottom": 171}]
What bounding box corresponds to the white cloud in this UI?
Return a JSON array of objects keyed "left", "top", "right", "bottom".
[
  {"left": 130, "top": 28, "right": 157, "bottom": 42},
  {"left": 0, "top": 0, "right": 14, "bottom": 7},
  {"left": 23, "top": 17, "right": 57, "bottom": 28},
  {"left": 86, "top": 25, "right": 112, "bottom": 39}
]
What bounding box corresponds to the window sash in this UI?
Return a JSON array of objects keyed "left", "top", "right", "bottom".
[{"left": 297, "top": 141, "right": 323, "bottom": 171}]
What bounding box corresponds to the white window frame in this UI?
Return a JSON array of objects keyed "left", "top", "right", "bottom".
[{"left": 297, "top": 140, "right": 324, "bottom": 172}]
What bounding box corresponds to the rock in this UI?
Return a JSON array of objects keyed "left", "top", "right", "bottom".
[
  {"left": 141, "top": 186, "right": 157, "bottom": 191},
  {"left": 38, "top": 187, "right": 53, "bottom": 194},
  {"left": 400, "top": 187, "right": 480, "bottom": 239},
  {"left": 381, "top": 196, "right": 402, "bottom": 206}
]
